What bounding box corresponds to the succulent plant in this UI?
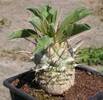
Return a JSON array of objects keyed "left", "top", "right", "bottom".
[{"left": 9, "top": 5, "right": 91, "bottom": 95}]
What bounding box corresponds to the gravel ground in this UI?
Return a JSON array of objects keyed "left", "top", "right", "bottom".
[{"left": 0, "top": 0, "right": 103, "bottom": 100}]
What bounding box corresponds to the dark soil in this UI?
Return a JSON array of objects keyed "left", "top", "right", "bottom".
[
  {"left": 63, "top": 69, "right": 103, "bottom": 100},
  {"left": 12, "top": 69, "right": 103, "bottom": 100}
]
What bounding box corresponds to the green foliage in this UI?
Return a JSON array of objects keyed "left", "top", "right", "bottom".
[
  {"left": 72, "top": 24, "right": 91, "bottom": 36},
  {"left": 9, "top": 29, "right": 37, "bottom": 39},
  {"left": 55, "top": 8, "right": 91, "bottom": 42},
  {"left": 61, "top": 7, "right": 91, "bottom": 26},
  {"left": 77, "top": 48, "right": 103, "bottom": 65},
  {"left": 28, "top": 5, "right": 56, "bottom": 37},
  {"left": 34, "top": 35, "right": 53, "bottom": 54},
  {"left": 9, "top": 5, "right": 91, "bottom": 54},
  {"left": 28, "top": 5, "right": 57, "bottom": 24}
]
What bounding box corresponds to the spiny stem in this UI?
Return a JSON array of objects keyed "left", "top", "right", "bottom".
[{"left": 54, "top": 46, "right": 66, "bottom": 64}]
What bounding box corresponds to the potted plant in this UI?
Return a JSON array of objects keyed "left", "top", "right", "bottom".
[{"left": 4, "top": 5, "right": 103, "bottom": 100}]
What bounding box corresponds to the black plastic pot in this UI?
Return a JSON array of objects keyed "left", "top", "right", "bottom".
[{"left": 3, "top": 65, "right": 103, "bottom": 100}]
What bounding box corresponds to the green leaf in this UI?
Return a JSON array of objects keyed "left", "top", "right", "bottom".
[
  {"left": 59, "top": 7, "right": 91, "bottom": 33},
  {"left": 28, "top": 5, "right": 57, "bottom": 37},
  {"left": 34, "top": 35, "right": 53, "bottom": 54},
  {"left": 27, "top": 8, "right": 43, "bottom": 20},
  {"left": 40, "top": 19, "right": 48, "bottom": 34},
  {"left": 65, "top": 7, "right": 90, "bottom": 24},
  {"left": 40, "top": 5, "right": 57, "bottom": 24},
  {"left": 56, "top": 8, "right": 91, "bottom": 43},
  {"left": 71, "top": 23, "right": 91, "bottom": 36},
  {"left": 46, "top": 7, "right": 57, "bottom": 24},
  {"left": 28, "top": 5, "right": 57, "bottom": 24},
  {"left": 30, "top": 16, "right": 55, "bottom": 37},
  {"left": 40, "top": 5, "right": 50, "bottom": 19},
  {"left": 29, "top": 16, "right": 43, "bottom": 32},
  {"left": 9, "top": 29, "right": 38, "bottom": 39},
  {"left": 49, "top": 8, "right": 57, "bottom": 23},
  {"left": 56, "top": 24, "right": 74, "bottom": 42},
  {"left": 47, "top": 23, "right": 55, "bottom": 37}
]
